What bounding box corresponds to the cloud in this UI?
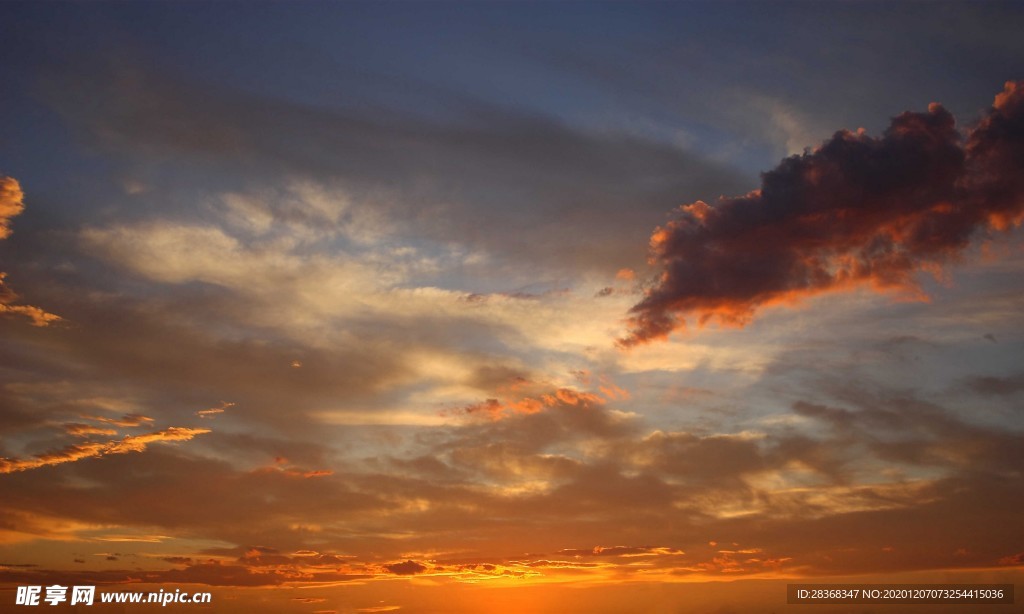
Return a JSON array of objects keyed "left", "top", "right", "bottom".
[
  {"left": 0, "top": 557, "right": 370, "bottom": 588},
  {"left": 558, "top": 545, "right": 685, "bottom": 558},
  {"left": 0, "top": 293, "right": 62, "bottom": 326},
  {"left": 453, "top": 387, "right": 606, "bottom": 421},
  {"left": 95, "top": 534, "right": 169, "bottom": 543},
  {"left": 383, "top": 560, "right": 428, "bottom": 576},
  {"left": 81, "top": 413, "right": 155, "bottom": 427},
  {"left": 0, "top": 426, "right": 210, "bottom": 474},
  {"left": 105, "top": 427, "right": 212, "bottom": 454},
  {"left": 62, "top": 423, "right": 119, "bottom": 437},
  {"left": 70, "top": 179, "right": 643, "bottom": 383},
  {"left": 967, "top": 373, "right": 1024, "bottom": 396},
  {"left": 196, "top": 401, "right": 235, "bottom": 419},
  {"left": 0, "top": 442, "right": 108, "bottom": 474},
  {"left": 624, "top": 81, "right": 1024, "bottom": 345},
  {"left": 0, "top": 176, "right": 61, "bottom": 326},
  {"left": 1, "top": 389, "right": 1020, "bottom": 580},
  {"left": 44, "top": 55, "right": 748, "bottom": 278},
  {"left": 251, "top": 460, "right": 334, "bottom": 480},
  {"left": 0, "top": 176, "right": 24, "bottom": 239},
  {"left": 0, "top": 346, "right": 1019, "bottom": 582}
]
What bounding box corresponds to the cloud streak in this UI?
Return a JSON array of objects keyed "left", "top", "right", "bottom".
[
  {"left": 81, "top": 413, "right": 155, "bottom": 428},
  {"left": 0, "top": 427, "right": 210, "bottom": 474},
  {"left": 196, "top": 401, "right": 235, "bottom": 419},
  {"left": 624, "top": 81, "right": 1024, "bottom": 345}
]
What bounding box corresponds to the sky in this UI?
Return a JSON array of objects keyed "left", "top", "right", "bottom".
[{"left": 1, "top": 2, "right": 1023, "bottom": 612}]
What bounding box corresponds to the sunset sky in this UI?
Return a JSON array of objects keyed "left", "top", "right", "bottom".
[{"left": 1, "top": 2, "right": 1023, "bottom": 612}]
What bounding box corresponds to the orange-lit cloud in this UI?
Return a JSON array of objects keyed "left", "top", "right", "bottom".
[
  {"left": 0, "top": 176, "right": 24, "bottom": 239},
  {"left": 453, "top": 383, "right": 613, "bottom": 421},
  {"left": 251, "top": 463, "right": 334, "bottom": 479},
  {"left": 0, "top": 176, "right": 61, "bottom": 326},
  {"left": 107, "top": 427, "right": 211, "bottom": 454},
  {"left": 2, "top": 372, "right": 1018, "bottom": 585},
  {"left": 623, "top": 81, "right": 1024, "bottom": 345},
  {"left": 62, "top": 423, "right": 119, "bottom": 437},
  {"left": 80, "top": 413, "right": 155, "bottom": 427},
  {"left": 196, "top": 401, "right": 235, "bottom": 419},
  {"left": 558, "top": 545, "right": 684, "bottom": 558},
  {"left": 0, "top": 277, "right": 62, "bottom": 327},
  {"left": 0, "top": 427, "right": 210, "bottom": 474}
]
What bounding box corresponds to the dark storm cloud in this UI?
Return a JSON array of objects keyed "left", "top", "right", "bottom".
[{"left": 624, "top": 82, "right": 1024, "bottom": 345}]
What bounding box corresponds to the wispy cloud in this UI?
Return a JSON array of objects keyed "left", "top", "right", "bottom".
[
  {"left": 196, "top": 401, "right": 235, "bottom": 419},
  {"left": 80, "top": 413, "right": 154, "bottom": 427},
  {"left": 62, "top": 423, "right": 118, "bottom": 437}
]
